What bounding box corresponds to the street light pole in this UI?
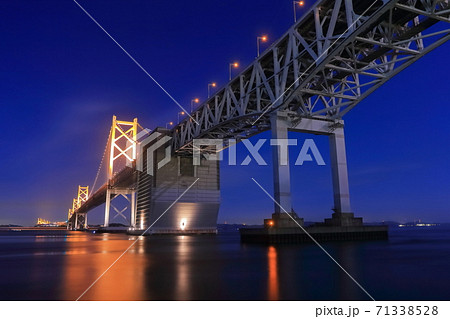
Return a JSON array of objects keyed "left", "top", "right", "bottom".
[
  {"left": 257, "top": 36, "right": 268, "bottom": 57},
  {"left": 208, "top": 82, "right": 217, "bottom": 98},
  {"left": 229, "top": 62, "right": 239, "bottom": 81},
  {"left": 293, "top": 1, "right": 305, "bottom": 23},
  {"left": 177, "top": 111, "right": 185, "bottom": 123},
  {"left": 191, "top": 98, "right": 199, "bottom": 113}
]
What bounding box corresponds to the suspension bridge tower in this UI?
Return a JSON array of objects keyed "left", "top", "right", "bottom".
[{"left": 103, "top": 116, "right": 138, "bottom": 228}]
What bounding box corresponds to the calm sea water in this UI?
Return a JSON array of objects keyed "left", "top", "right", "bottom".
[{"left": 0, "top": 226, "right": 449, "bottom": 301}]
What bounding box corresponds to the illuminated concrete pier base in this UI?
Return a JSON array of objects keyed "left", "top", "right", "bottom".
[
  {"left": 131, "top": 129, "right": 220, "bottom": 235},
  {"left": 240, "top": 225, "right": 388, "bottom": 244}
]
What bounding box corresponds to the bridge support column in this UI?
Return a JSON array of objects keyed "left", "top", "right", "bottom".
[
  {"left": 269, "top": 112, "right": 304, "bottom": 227},
  {"left": 271, "top": 112, "right": 292, "bottom": 213},
  {"left": 329, "top": 126, "right": 351, "bottom": 214},
  {"left": 104, "top": 188, "right": 111, "bottom": 227},
  {"left": 325, "top": 125, "right": 362, "bottom": 226},
  {"left": 130, "top": 191, "right": 136, "bottom": 228},
  {"left": 286, "top": 113, "right": 362, "bottom": 226}
]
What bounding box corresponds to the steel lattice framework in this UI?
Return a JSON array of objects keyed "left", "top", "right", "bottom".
[{"left": 173, "top": 0, "right": 450, "bottom": 153}]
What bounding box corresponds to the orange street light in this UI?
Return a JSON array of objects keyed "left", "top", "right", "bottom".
[
  {"left": 229, "top": 62, "right": 239, "bottom": 80},
  {"left": 257, "top": 35, "right": 268, "bottom": 57},
  {"left": 191, "top": 98, "right": 200, "bottom": 112},
  {"left": 177, "top": 111, "right": 186, "bottom": 123},
  {"left": 166, "top": 121, "right": 173, "bottom": 129},
  {"left": 208, "top": 82, "right": 217, "bottom": 98},
  {"left": 293, "top": 1, "right": 305, "bottom": 23}
]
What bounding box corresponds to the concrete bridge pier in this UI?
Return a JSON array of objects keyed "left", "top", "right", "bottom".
[
  {"left": 326, "top": 123, "right": 362, "bottom": 226},
  {"left": 73, "top": 212, "right": 87, "bottom": 230},
  {"left": 104, "top": 188, "right": 111, "bottom": 227},
  {"left": 269, "top": 112, "right": 304, "bottom": 227},
  {"left": 104, "top": 188, "right": 137, "bottom": 228},
  {"left": 269, "top": 111, "right": 361, "bottom": 227},
  {"left": 133, "top": 127, "right": 220, "bottom": 234}
]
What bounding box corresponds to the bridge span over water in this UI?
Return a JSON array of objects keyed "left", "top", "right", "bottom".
[{"left": 67, "top": 0, "right": 450, "bottom": 234}]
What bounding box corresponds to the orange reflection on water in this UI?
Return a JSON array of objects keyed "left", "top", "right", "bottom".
[
  {"left": 267, "top": 246, "right": 279, "bottom": 300},
  {"left": 62, "top": 233, "right": 147, "bottom": 300},
  {"left": 175, "top": 235, "right": 191, "bottom": 300}
]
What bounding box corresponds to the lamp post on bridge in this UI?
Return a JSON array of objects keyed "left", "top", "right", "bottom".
[
  {"left": 166, "top": 121, "right": 173, "bottom": 129},
  {"left": 208, "top": 82, "right": 217, "bottom": 98},
  {"left": 293, "top": 1, "right": 305, "bottom": 23},
  {"left": 191, "top": 98, "right": 199, "bottom": 113},
  {"left": 257, "top": 35, "right": 268, "bottom": 57},
  {"left": 229, "top": 62, "right": 239, "bottom": 81},
  {"left": 177, "top": 111, "right": 185, "bottom": 124}
]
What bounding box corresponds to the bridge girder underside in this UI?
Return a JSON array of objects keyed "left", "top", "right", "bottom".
[{"left": 173, "top": 0, "right": 450, "bottom": 154}]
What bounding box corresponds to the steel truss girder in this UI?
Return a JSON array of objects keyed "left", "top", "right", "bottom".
[{"left": 173, "top": 0, "right": 449, "bottom": 153}]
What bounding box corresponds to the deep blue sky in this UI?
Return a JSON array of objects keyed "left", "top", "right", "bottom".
[{"left": 1, "top": 0, "right": 449, "bottom": 226}]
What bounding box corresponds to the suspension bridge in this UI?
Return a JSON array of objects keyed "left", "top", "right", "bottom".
[{"left": 67, "top": 0, "right": 450, "bottom": 236}]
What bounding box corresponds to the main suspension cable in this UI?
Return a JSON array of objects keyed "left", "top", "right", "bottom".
[{"left": 91, "top": 126, "right": 112, "bottom": 193}]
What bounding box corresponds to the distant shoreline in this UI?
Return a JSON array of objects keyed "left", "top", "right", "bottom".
[{"left": 0, "top": 226, "right": 69, "bottom": 232}]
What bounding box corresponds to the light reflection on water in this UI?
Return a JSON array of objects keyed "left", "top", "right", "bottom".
[
  {"left": 175, "top": 235, "right": 190, "bottom": 300},
  {"left": 267, "top": 246, "right": 279, "bottom": 300},
  {"left": 0, "top": 227, "right": 450, "bottom": 300}
]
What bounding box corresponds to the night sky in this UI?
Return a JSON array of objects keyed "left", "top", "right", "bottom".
[{"left": 1, "top": 0, "right": 449, "bottom": 226}]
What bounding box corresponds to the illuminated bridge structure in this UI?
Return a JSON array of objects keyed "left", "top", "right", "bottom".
[{"left": 67, "top": 0, "right": 450, "bottom": 233}]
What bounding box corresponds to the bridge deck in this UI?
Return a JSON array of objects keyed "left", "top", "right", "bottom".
[{"left": 70, "top": 166, "right": 137, "bottom": 218}]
